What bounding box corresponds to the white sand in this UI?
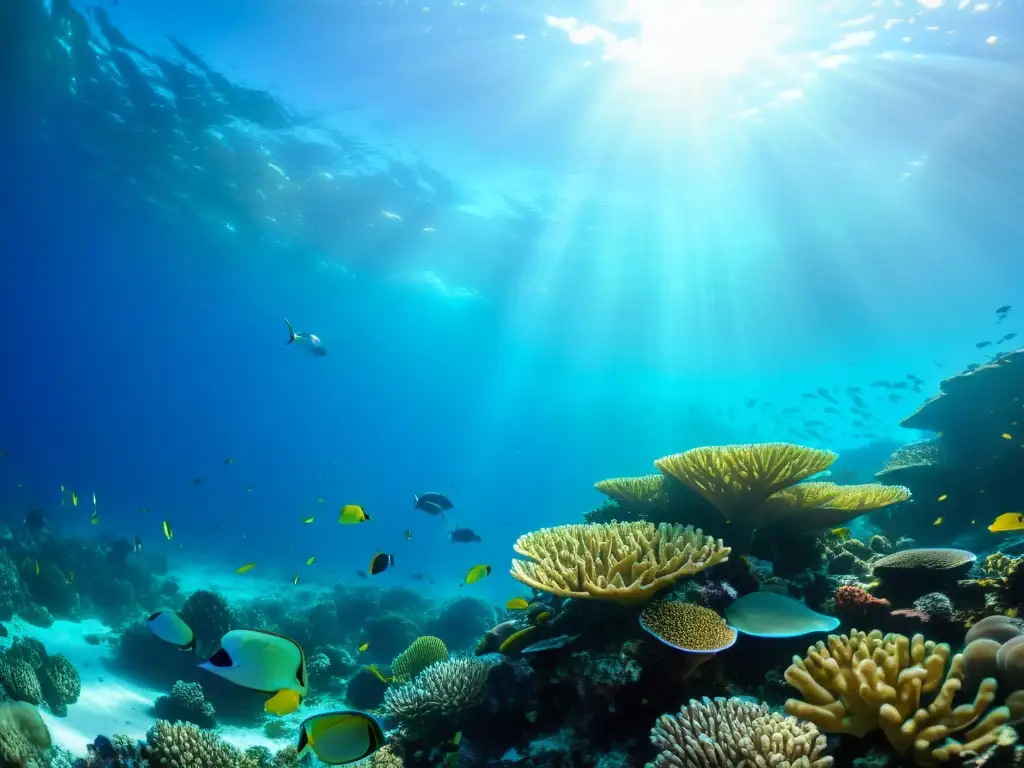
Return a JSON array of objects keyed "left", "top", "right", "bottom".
[{"left": 12, "top": 617, "right": 291, "bottom": 756}]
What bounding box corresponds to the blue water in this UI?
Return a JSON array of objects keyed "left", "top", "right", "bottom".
[{"left": 2, "top": 0, "right": 1023, "bottom": 604}]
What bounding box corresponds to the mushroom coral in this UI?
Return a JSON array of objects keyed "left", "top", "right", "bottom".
[
  {"left": 784, "top": 629, "right": 1017, "bottom": 765},
  {"left": 510, "top": 522, "right": 730, "bottom": 604}
]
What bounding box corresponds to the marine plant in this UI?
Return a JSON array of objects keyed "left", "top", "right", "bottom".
[{"left": 510, "top": 521, "right": 730, "bottom": 604}]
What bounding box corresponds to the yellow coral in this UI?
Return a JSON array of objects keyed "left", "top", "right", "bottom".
[
  {"left": 593, "top": 475, "right": 664, "bottom": 504},
  {"left": 784, "top": 629, "right": 1017, "bottom": 766},
  {"left": 762, "top": 482, "right": 912, "bottom": 528},
  {"left": 655, "top": 443, "right": 837, "bottom": 525},
  {"left": 391, "top": 637, "right": 449, "bottom": 684},
  {"left": 640, "top": 600, "right": 736, "bottom": 653},
  {"left": 510, "top": 522, "right": 730, "bottom": 604}
]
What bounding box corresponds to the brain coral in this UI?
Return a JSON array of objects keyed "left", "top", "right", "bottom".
[
  {"left": 647, "top": 696, "right": 832, "bottom": 768},
  {"left": 872, "top": 548, "right": 977, "bottom": 579},
  {"left": 510, "top": 522, "right": 730, "bottom": 604}
]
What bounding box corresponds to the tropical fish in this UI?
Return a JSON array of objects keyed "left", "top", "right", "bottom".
[
  {"left": 1002, "top": 433, "right": 1013, "bottom": 440},
  {"left": 265, "top": 689, "right": 301, "bottom": 716},
  {"left": 450, "top": 528, "right": 482, "bottom": 543},
  {"left": 301, "top": 517, "right": 314, "bottom": 524},
  {"left": 364, "top": 664, "right": 391, "bottom": 683},
  {"left": 90, "top": 510, "right": 99, "bottom": 525},
  {"left": 306, "top": 557, "right": 315, "bottom": 566},
  {"left": 463, "top": 565, "right": 491, "bottom": 586},
  {"left": 338, "top": 505, "right": 370, "bottom": 525},
  {"left": 938, "top": 494, "right": 948, "bottom": 502},
  {"left": 506, "top": 598, "right": 529, "bottom": 610},
  {"left": 236, "top": 563, "right": 256, "bottom": 574},
  {"left": 284, "top": 318, "right": 328, "bottom": 357},
  {"left": 24, "top": 507, "right": 46, "bottom": 531},
  {"left": 162, "top": 520, "right": 173, "bottom": 540},
  {"left": 146, "top": 610, "right": 196, "bottom": 650},
  {"left": 404, "top": 529, "right": 413, "bottom": 540},
  {"left": 72, "top": 492, "right": 78, "bottom": 507},
  {"left": 34, "top": 560, "right": 39, "bottom": 576},
  {"left": 828, "top": 527, "right": 850, "bottom": 540},
  {"left": 413, "top": 492, "right": 453, "bottom": 516},
  {"left": 199, "top": 629, "right": 308, "bottom": 697},
  {"left": 441, "top": 731, "right": 462, "bottom": 767},
  {"left": 933, "top": 517, "right": 943, "bottom": 526},
  {"left": 293, "top": 574, "right": 300, "bottom": 585},
  {"left": 369, "top": 552, "right": 394, "bottom": 576},
  {"left": 989, "top": 513, "right": 1024, "bottom": 533},
  {"left": 134, "top": 536, "right": 143, "bottom": 552},
  {"left": 296, "top": 710, "right": 384, "bottom": 765},
  {"left": 357, "top": 641, "right": 369, "bottom": 653}
]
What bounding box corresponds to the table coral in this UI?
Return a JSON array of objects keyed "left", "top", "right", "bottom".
[
  {"left": 784, "top": 629, "right": 1017, "bottom": 765},
  {"left": 510, "top": 522, "right": 730, "bottom": 604},
  {"left": 594, "top": 475, "right": 665, "bottom": 505}
]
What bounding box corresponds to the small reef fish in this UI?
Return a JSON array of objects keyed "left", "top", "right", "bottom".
[
  {"left": 146, "top": 610, "right": 196, "bottom": 650},
  {"left": 338, "top": 505, "right": 370, "bottom": 524},
  {"left": 317, "top": 498, "right": 326, "bottom": 504},
  {"left": 301, "top": 516, "right": 314, "bottom": 524},
  {"left": 364, "top": 664, "right": 391, "bottom": 683},
  {"left": 999, "top": 333, "right": 1018, "bottom": 344},
  {"left": 224, "top": 457, "right": 234, "bottom": 465},
  {"left": 933, "top": 517, "right": 943, "bottom": 526},
  {"left": 236, "top": 563, "right": 256, "bottom": 574},
  {"left": 90, "top": 510, "right": 99, "bottom": 525},
  {"left": 200, "top": 629, "right": 308, "bottom": 708},
  {"left": 134, "top": 536, "right": 143, "bottom": 552},
  {"left": 306, "top": 557, "right": 315, "bottom": 566},
  {"left": 297, "top": 710, "right": 384, "bottom": 766},
  {"left": 938, "top": 494, "right": 948, "bottom": 501},
  {"left": 265, "top": 689, "right": 301, "bottom": 717},
  {"left": 293, "top": 574, "right": 300, "bottom": 585},
  {"left": 404, "top": 529, "right": 413, "bottom": 540},
  {"left": 357, "top": 641, "right": 369, "bottom": 653},
  {"left": 506, "top": 598, "right": 529, "bottom": 611},
  {"left": 284, "top": 317, "right": 327, "bottom": 356},
  {"left": 1002, "top": 433, "right": 1013, "bottom": 440},
  {"left": 34, "top": 561, "right": 39, "bottom": 576},
  {"left": 369, "top": 553, "right": 394, "bottom": 576},
  {"left": 162, "top": 520, "right": 173, "bottom": 540},
  {"left": 450, "top": 528, "right": 482, "bottom": 543},
  {"left": 828, "top": 527, "right": 850, "bottom": 540},
  {"left": 463, "top": 564, "right": 491, "bottom": 586},
  {"left": 977, "top": 341, "right": 993, "bottom": 349},
  {"left": 72, "top": 492, "right": 78, "bottom": 507},
  {"left": 413, "top": 492, "right": 454, "bottom": 517},
  {"left": 989, "top": 513, "right": 1024, "bottom": 533}
]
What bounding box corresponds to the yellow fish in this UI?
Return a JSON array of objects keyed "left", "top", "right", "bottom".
[
  {"left": 92, "top": 492, "right": 97, "bottom": 506},
  {"left": 506, "top": 598, "right": 529, "bottom": 611},
  {"left": 264, "top": 689, "right": 301, "bottom": 717},
  {"left": 463, "top": 564, "right": 491, "bottom": 586},
  {"left": 301, "top": 517, "right": 314, "bottom": 524},
  {"left": 72, "top": 492, "right": 78, "bottom": 507},
  {"left": 236, "top": 562, "right": 256, "bottom": 574},
  {"left": 933, "top": 517, "right": 943, "bottom": 526},
  {"left": 338, "top": 504, "right": 370, "bottom": 525},
  {"left": 989, "top": 512, "right": 1024, "bottom": 533},
  {"left": 293, "top": 573, "right": 300, "bottom": 585},
  {"left": 358, "top": 641, "right": 369, "bottom": 653},
  {"left": 1002, "top": 433, "right": 1013, "bottom": 440},
  {"left": 306, "top": 556, "right": 315, "bottom": 566},
  {"left": 162, "top": 520, "right": 173, "bottom": 540},
  {"left": 34, "top": 561, "right": 39, "bottom": 576},
  {"left": 534, "top": 611, "right": 552, "bottom": 624},
  {"left": 90, "top": 510, "right": 99, "bottom": 525},
  {"left": 364, "top": 664, "right": 391, "bottom": 683},
  {"left": 937, "top": 494, "right": 948, "bottom": 501},
  {"left": 829, "top": 527, "right": 850, "bottom": 540}
]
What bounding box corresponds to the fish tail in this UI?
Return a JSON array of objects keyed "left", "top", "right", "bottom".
[{"left": 284, "top": 317, "right": 296, "bottom": 344}]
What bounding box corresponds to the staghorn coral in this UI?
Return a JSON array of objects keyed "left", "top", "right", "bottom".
[
  {"left": 785, "top": 629, "right": 1017, "bottom": 765},
  {"left": 154, "top": 680, "right": 216, "bottom": 729},
  {"left": 510, "top": 522, "right": 730, "bottom": 604},
  {"left": 647, "top": 696, "right": 832, "bottom": 768},
  {"left": 390, "top": 636, "right": 449, "bottom": 684},
  {"left": 761, "top": 482, "right": 911, "bottom": 529},
  {"left": 655, "top": 443, "right": 837, "bottom": 526},
  {"left": 142, "top": 720, "right": 255, "bottom": 768},
  {"left": 594, "top": 475, "right": 665, "bottom": 505},
  {"left": 383, "top": 656, "right": 492, "bottom": 735}
]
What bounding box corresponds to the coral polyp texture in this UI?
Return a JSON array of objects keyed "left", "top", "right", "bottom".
[
  {"left": 640, "top": 600, "right": 737, "bottom": 654},
  {"left": 383, "top": 655, "right": 493, "bottom": 734},
  {"left": 594, "top": 474, "right": 665, "bottom": 504},
  {"left": 784, "top": 629, "right": 1017, "bottom": 765},
  {"left": 654, "top": 443, "right": 837, "bottom": 526},
  {"left": 142, "top": 720, "right": 254, "bottom": 768},
  {"left": 760, "top": 482, "right": 911, "bottom": 528},
  {"left": 510, "top": 522, "right": 730, "bottom": 603},
  {"left": 390, "top": 635, "right": 449, "bottom": 684},
  {"left": 647, "top": 696, "right": 832, "bottom": 768}
]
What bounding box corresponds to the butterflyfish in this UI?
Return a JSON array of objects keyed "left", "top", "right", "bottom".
[
  {"left": 146, "top": 610, "right": 196, "bottom": 651},
  {"left": 200, "top": 629, "right": 308, "bottom": 697},
  {"left": 357, "top": 641, "right": 369, "bottom": 653},
  {"left": 297, "top": 710, "right": 384, "bottom": 766},
  {"left": 236, "top": 562, "right": 256, "bottom": 574},
  {"left": 506, "top": 598, "right": 529, "bottom": 610},
  {"left": 369, "top": 552, "right": 394, "bottom": 576},
  {"left": 338, "top": 505, "right": 370, "bottom": 525},
  {"left": 306, "top": 556, "right": 315, "bottom": 566},
  {"left": 938, "top": 494, "right": 948, "bottom": 502},
  {"left": 464, "top": 564, "right": 491, "bottom": 585},
  {"left": 162, "top": 520, "right": 173, "bottom": 540},
  {"left": 265, "top": 688, "right": 302, "bottom": 717},
  {"left": 989, "top": 513, "right": 1024, "bottom": 533}
]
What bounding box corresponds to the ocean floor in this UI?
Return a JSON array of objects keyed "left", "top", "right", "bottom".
[{"left": 12, "top": 616, "right": 293, "bottom": 756}]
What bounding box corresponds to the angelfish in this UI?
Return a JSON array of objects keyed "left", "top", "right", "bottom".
[
  {"left": 146, "top": 610, "right": 196, "bottom": 651},
  {"left": 297, "top": 710, "right": 385, "bottom": 765},
  {"left": 199, "top": 629, "right": 308, "bottom": 715}
]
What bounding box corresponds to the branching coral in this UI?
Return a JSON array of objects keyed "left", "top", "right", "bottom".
[
  {"left": 142, "top": 720, "right": 256, "bottom": 768},
  {"left": 647, "top": 696, "right": 832, "bottom": 768},
  {"left": 510, "top": 522, "right": 730, "bottom": 604},
  {"left": 594, "top": 475, "right": 665, "bottom": 505},
  {"left": 654, "top": 443, "right": 837, "bottom": 525},
  {"left": 383, "top": 656, "right": 492, "bottom": 734},
  {"left": 784, "top": 629, "right": 1017, "bottom": 765},
  {"left": 390, "top": 636, "right": 449, "bottom": 684}
]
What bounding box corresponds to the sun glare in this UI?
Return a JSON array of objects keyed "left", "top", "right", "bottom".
[{"left": 616, "top": 0, "right": 792, "bottom": 85}]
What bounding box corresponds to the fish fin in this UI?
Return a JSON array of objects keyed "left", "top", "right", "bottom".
[
  {"left": 412, "top": 494, "right": 418, "bottom": 508},
  {"left": 284, "top": 317, "right": 296, "bottom": 344}
]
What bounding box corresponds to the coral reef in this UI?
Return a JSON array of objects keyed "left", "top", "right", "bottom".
[
  {"left": 153, "top": 681, "right": 217, "bottom": 729},
  {"left": 391, "top": 636, "right": 449, "bottom": 684},
  {"left": 0, "top": 701, "right": 50, "bottom": 768},
  {"left": 383, "top": 656, "right": 493, "bottom": 736},
  {"left": 0, "top": 638, "right": 80, "bottom": 716}
]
